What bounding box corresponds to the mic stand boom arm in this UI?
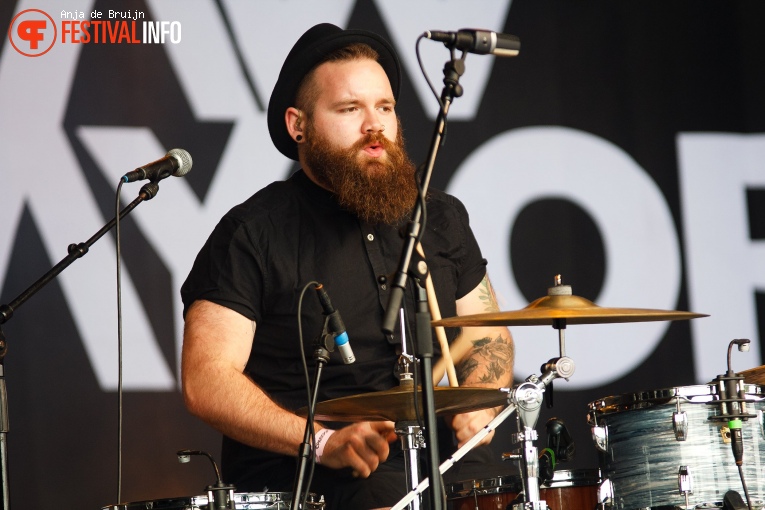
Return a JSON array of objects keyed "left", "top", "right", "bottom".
[
  {"left": 381, "top": 53, "right": 464, "bottom": 336},
  {"left": 0, "top": 181, "right": 161, "bottom": 510},
  {"left": 0, "top": 182, "right": 160, "bottom": 326}
]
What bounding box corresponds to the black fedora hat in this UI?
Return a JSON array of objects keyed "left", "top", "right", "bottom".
[{"left": 267, "top": 23, "right": 401, "bottom": 161}]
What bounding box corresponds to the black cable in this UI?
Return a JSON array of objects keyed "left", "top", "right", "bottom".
[
  {"left": 738, "top": 464, "right": 753, "bottom": 510},
  {"left": 416, "top": 35, "right": 443, "bottom": 110},
  {"left": 114, "top": 179, "right": 125, "bottom": 503},
  {"left": 414, "top": 163, "right": 428, "bottom": 247},
  {"left": 296, "top": 280, "right": 320, "bottom": 508}
]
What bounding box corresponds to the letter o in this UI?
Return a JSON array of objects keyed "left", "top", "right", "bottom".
[{"left": 447, "top": 126, "right": 681, "bottom": 389}]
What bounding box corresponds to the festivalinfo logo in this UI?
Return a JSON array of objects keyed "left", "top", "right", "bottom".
[{"left": 8, "top": 8, "right": 182, "bottom": 57}]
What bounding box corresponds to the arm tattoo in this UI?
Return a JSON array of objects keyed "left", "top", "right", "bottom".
[
  {"left": 478, "top": 276, "right": 500, "bottom": 313},
  {"left": 456, "top": 335, "right": 514, "bottom": 385}
]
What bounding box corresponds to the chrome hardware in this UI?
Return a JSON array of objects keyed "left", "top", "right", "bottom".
[
  {"left": 592, "top": 423, "right": 608, "bottom": 453},
  {"left": 673, "top": 410, "right": 688, "bottom": 441},
  {"left": 678, "top": 465, "right": 693, "bottom": 509},
  {"left": 597, "top": 478, "right": 614, "bottom": 510}
]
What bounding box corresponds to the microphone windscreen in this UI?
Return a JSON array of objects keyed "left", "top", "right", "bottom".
[{"left": 168, "top": 148, "right": 193, "bottom": 177}]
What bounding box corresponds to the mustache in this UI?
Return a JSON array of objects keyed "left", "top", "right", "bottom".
[{"left": 350, "top": 131, "right": 395, "bottom": 153}]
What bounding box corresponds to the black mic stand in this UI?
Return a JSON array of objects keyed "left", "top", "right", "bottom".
[
  {"left": 414, "top": 279, "right": 441, "bottom": 509},
  {"left": 382, "top": 49, "right": 467, "bottom": 510},
  {"left": 291, "top": 317, "right": 334, "bottom": 510},
  {"left": 0, "top": 182, "right": 160, "bottom": 510}
]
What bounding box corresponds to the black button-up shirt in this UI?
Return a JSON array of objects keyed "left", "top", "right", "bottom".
[{"left": 181, "top": 169, "right": 487, "bottom": 488}]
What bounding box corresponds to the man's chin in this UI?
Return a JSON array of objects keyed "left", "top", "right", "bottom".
[{"left": 357, "top": 155, "right": 388, "bottom": 173}]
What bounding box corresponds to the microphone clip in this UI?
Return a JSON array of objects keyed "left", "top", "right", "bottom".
[{"left": 311, "top": 317, "right": 335, "bottom": 364}]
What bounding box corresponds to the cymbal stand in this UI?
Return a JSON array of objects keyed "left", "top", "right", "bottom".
[
  {"left": 390, "top": 356, "right": 575, "bottom": 510},
  {"left": 512, "top": 357, "right": 575, "bottom": 510},
  {"left": 396, "top": 420, "right": 425, "bottom": 510},
  {"left": 395, "top": 351, "right": 423, "bottom": 510}
]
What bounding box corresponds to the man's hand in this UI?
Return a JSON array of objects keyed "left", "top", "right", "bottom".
[
  {"left": 319, "top": 421, "right": 397, "bottom": 477},
  {"left": 445, "top": 408, "right": 497, "bottom": 448}
]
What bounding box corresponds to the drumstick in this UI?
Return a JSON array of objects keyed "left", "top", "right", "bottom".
[{"left": 417, "top": 243, "right": 459, "bottom": 388}]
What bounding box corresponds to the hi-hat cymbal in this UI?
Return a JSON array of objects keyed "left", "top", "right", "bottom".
[
  {"left": 297, "top": 384, "right": 508, "bottom": 422},
  {"left": 433, "top": 293, "right": 707, "bottom": 328}
]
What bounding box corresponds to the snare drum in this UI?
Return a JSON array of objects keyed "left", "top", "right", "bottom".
[
  {"left": 101, "top": 491, "right": 324, "bottom": 509},
  {"left": 446, "top": 469, "right": 600, "bottom": 510},
  {"left": 588, "top": 384, "right": 765, "bottom": 510}
]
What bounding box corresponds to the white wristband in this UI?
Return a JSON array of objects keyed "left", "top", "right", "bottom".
[{"left": 314, "top": 428, "right": 335, "bottom": 465}]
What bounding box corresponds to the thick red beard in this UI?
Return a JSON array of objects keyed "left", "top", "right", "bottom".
[{"left": 303, "top": 125, "right": 418, "bottom": 225}]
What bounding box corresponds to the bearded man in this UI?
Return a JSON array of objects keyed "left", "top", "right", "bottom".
[{"left": 180, "top": 23, "right": 514, "bottom": 510}]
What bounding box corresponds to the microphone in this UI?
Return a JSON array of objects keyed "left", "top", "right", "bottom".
[
  {"left": 425, "top": 29, "right": 520, "bottom": 57},
  {"left": 546, "top": 417, "right": 575, "bottom": 462},
  {"left": 722, "top": 339, "right": 750, "bottom": 465},
  {"left": 538, "top": 448, "right": 555, "bottom": 482},
  {"left": 122, "top": 148, "right": 193, "bottom": 183},
  {"left": 314, "top": 283, "right": 355, "bottom": 364}
]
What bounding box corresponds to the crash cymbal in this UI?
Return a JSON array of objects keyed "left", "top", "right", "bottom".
[
  {"left": 433, "top": 277, "right": 708, "bottom": 327},
  {"left": 298, "top": 383, "right": 508, "bottom": 422}
]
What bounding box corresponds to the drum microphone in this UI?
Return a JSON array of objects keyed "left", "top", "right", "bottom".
[
  {"left": 425, "top": 29, "right": 520, "bottom": 57},
  {"left": 121, "top": 148, "right": 193, "bottom": 183},
  {"left": 315, "top": 283, "right": 355, "bottom": 364},
  {"left": 718, "top": 339, "right": 751, "bottom": 466},
  {"left": 546, "top": 417, "right": 575, "bottom": 462}
]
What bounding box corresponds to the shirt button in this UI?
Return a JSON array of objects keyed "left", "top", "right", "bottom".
[{"left": 367, "top": 233, "right": 374, "bottom": 241}]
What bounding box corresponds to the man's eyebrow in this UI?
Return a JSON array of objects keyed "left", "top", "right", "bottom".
[{"left": 329, "top": 98, "right": 361, "bottom": 108}]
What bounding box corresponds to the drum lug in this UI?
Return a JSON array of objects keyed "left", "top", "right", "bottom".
[
  {"left": 758, "top": 409, "right": 764, "bottom": 439},
  {"left": 672, "top": 410, "right": 688, "bottom": 441},
  {"left": 678, "top": 465, "right": 694, "bottom": 506},
  {"left": 597, "top": 478, "right": 614, "bottom": 509},
  {"left": 591, "top": 423, "right": 608, "bottom": 453}
]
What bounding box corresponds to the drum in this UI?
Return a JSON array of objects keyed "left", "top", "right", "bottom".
[
  {"left": 446, "top": 469, "right": 600, "bottom": 510},
  {"left": 588, "top": 384, "right": 765, "bottom": 510},
  {"left": 101, "top": 491, "right": 324, "bottom": 509}
]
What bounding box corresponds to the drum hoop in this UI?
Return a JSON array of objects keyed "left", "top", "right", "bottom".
[
  {"left": 445, "top": 469, "right": 601, "bottom": 499},
  {"left": 102, "top": 491, "right": 321, "bottom": 509},
  {"left": 587, "top": 383, "right": 765, "bottom": 416}
]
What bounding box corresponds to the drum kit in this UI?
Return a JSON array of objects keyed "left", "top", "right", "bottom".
[{"left": 105, "top": 275, "right": 765, "bottom": 510}]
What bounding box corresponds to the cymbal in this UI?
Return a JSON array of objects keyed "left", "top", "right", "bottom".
[
  {"left": 739, "top": 365, "right": 765, "bottom": 385},
  {"left": 432, "top": 293, "right": 707, "bottom": 327},
  {"left": 297, "top": 384, "right": 508, "bottom": 422}
]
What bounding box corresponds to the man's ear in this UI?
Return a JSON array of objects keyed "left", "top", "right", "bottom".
[{"left": 285, "top": 107, "right": 304, "bottom": 143}]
